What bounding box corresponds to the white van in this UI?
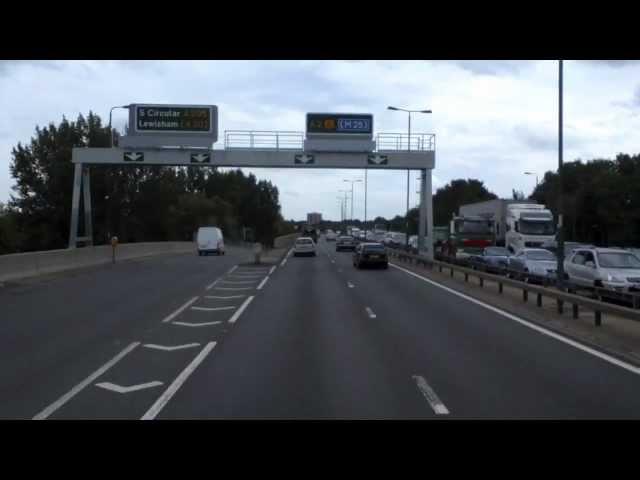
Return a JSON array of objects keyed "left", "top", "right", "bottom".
[{"left": 196, "top": 226, "right": 225, "bottom": 256}]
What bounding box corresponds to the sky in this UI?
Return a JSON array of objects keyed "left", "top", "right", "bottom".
[{"left": 1, "top": 60, "right": 639, "bottom": 221}]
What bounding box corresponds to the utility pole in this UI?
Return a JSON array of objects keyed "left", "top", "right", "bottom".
[{"left": 557, "top": 60, "right": 565, "bottom": 289}]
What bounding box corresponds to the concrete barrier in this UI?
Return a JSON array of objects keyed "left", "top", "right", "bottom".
[
  {"left": 0, "top": 242, "right": 196, "bottom": 283},
  {"left": 274, "top": 233, "right": 299, "bottom": 249}
]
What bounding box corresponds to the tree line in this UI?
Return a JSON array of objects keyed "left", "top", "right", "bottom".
[
  {"left": 0, "top": 112, "right": 293, "bottom": 254},
  {"left": 307, "top": 159, "right": 640, "bottom": 249}
]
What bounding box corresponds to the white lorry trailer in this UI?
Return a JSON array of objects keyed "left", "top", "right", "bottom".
[{"left": 459, "top": 199, "right": 556, "bottom": 253}]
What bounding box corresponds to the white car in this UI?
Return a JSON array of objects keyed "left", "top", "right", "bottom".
[
  {"left": 196, "top": 226, "right": 225, "bottom": 256},
  {"left": 326, "top": 231, "right": 337, "bottom": 241},
  {"left": 565, "top": 247, "right": 640, "bottom": 292},
  {"left": 293, "top": 237, "right": 316, "bottom": 257}
]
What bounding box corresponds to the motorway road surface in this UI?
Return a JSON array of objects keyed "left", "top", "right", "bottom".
[{"left": 2, "top": 239, "right": 640, "bottom": 419}]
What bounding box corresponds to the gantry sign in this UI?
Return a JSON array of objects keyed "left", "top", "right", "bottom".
[{"left": 70, "top": 105, "right": 436, "bottom": 257}]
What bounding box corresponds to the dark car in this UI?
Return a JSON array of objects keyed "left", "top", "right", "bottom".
[
  {"left": 336, "top": 235, "right": 356, "bottom": 252},
  {"left": 469, "top": 246, "right": 511, "bottom": 273},
  {"left": 353, "top": 242, "right": 389, "bottom": 269}
]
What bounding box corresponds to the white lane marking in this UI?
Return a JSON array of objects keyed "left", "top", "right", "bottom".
[
  {"left": 347, "top": 281, "right": 355, "bottom": 288},
  {"left": 218, "top": 280, "right": 258, "bottom": 284},
  {"left": 172, "top": 320, "right": 222, "bottom": 327},
  {"left": 205, "top": 278, "right": 222, "bottom": 290},
  {"left": 161, "top": 297, "right": 199, "bottom": 322},
  {"left": 269, "top": 265, "right": 276, "bottom": 275},
  {"left": 143, "top": 343, "right": 200, "bottom": 351},
  {"left": 256, "top": 276, "right": 270, "bottom": 290},
  {"left": 33, "top": 342, "right": 140, "bottom": 420},
  {"left": 390, "top": 263, "right": 640, "bottom": 376},
  {"left": 331, "top": 259, "right": 335, "bottom": 264},
  {"left": 191, "top": 306, "right": 236, "bottom": 312},
  {"left": 280, "top": 256, "right": 288, "bottom": 267},
  {"left": 338, "top": 268, "right": 343, "bottom": 273},
  {"left": 214, "top": 286, "right": 254, "bottom": 291},
  {"left": 228, "top": 295, "right": 255, "bottom": 324},
  {"left": 412, "top": 375, "right": 450, "bottom": 415},
  {"left": 205, "top": 295, "right": 245, "bottom": 300},
  {"left": 365, "top": 307, "right": 377, "bottom": 318},
  {"left": 227, "top": 265, "right": 238, "bottom": 274},
  {"left": 95, "top": 381, "right": 164, "bottom": 394},
  {"left": 141, "top": 342, "right": 217, "bottom": 420}
]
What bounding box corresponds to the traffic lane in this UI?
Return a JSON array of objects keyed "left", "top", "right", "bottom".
[
  {"left": 36, "top": 263, "right": 262, "bottom": 419},
  {"left": 331, "top": 251, "right": 640, "bottom": 418},
  {"left": 156, "top": 244, "right": 433, "bottom": 419},
  {"left": 0, "top": 248, "right": 246, "bottom": 419}
]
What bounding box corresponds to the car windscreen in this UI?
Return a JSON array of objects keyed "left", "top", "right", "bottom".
[
  {"left": 296, "top": 239, "right": 313, "bottom": 245},
  {"left": 526, "top": 251, "right": 555, "bottom": 261},
  {"left": 597, "top": 252, "right": 640, "bottom": 269},
  {"left": 485, "top": 247, "right": 509, "bottom": 256},
  {"left": 363, "top": 245, "right": 386, "bottom": 253}
]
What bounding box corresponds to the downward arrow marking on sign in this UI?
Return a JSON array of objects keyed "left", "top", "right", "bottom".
[
  {"left": 192, "top": 154, "right": 209, "bottom": 162},
  {"left": 125, "top": 153, "right": 143, "bottom": 161},
  {"left": 95, "top": 381, "right": 164, "bottom": 394}
]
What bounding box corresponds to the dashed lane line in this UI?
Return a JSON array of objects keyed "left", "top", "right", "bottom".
[{"left": 412, "top": 375, "right": 450, "bottom": 415}]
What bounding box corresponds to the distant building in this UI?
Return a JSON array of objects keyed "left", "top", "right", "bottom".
[{"left": 307, "top": 212, "right": 322, "bottom": 225}]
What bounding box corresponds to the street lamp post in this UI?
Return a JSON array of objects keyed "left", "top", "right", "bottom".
[
  {"left": 336, "top": 197, "right": 345, "bottom": 222},
  {"left": 339, "top": 189, "right": 349, "bottom": 225},
  {"left": 343, "top": 179, "right": 362, "bottom": 223},
  {"left": 557, "top": 60, "right": 565, "bottom": 289},
  {"left": 387, "top": 106, "right": 432, "bottom": 248}
]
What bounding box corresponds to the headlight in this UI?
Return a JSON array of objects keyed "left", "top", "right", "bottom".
[{"left": 606, "top": 274, "right": 626, "bottom": 283}]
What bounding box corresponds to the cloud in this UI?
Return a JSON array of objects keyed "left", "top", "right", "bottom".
[
  {"left": 0, "top": 60, "right": 64, "bottom": 76},
  {"left": 513, "top": 125, "right": 557, "bottom": 151},
  {"left": 448, "top": 60, "right": 530, "bottom": 76},
  {"left": 583, "top": 60, "right": 640, "bottom": 68}
]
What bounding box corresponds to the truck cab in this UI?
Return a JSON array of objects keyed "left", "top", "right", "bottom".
[
  {"left": 505, "top": 204, "right": 555, "bottom": 253},
  {"left": 446, "top": 215, "right": 495, "bottom": 259}
]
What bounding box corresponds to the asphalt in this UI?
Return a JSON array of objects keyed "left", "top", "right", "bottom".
[{"left": 2, "top": 238, "right": 640, "bottom": 419}]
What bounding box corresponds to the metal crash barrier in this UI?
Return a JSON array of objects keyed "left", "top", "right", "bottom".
[{"left": 386, "top": 247, "right": 640, "bottom": 327}]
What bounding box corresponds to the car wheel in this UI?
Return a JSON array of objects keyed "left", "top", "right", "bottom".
[
  {"left": 383, "top": 263, "right": 389, "bottom": 269},
  {"left": 198, "top": 251, "right": 202, "bottom": 256}
]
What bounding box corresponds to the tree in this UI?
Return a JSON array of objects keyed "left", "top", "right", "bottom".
[
  {"left": 433, "top": 179, "right": 498, "bottom": 226},
  {"left": 0, "top": 203, "right": 21, "bottom": 254},
  {"left": 531, "top": 153, "right": 640, "bottom": 246},
  {"left": 6, "top": 113, "right": 287, "bottom": 253}
]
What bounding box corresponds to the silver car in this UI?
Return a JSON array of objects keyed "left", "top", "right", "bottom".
[
  {"left": 508, "top": 248, "right": 557, "bottom": 282},
  {"left": 564, "top": 247, "right": 640, "bottom": 292}
]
